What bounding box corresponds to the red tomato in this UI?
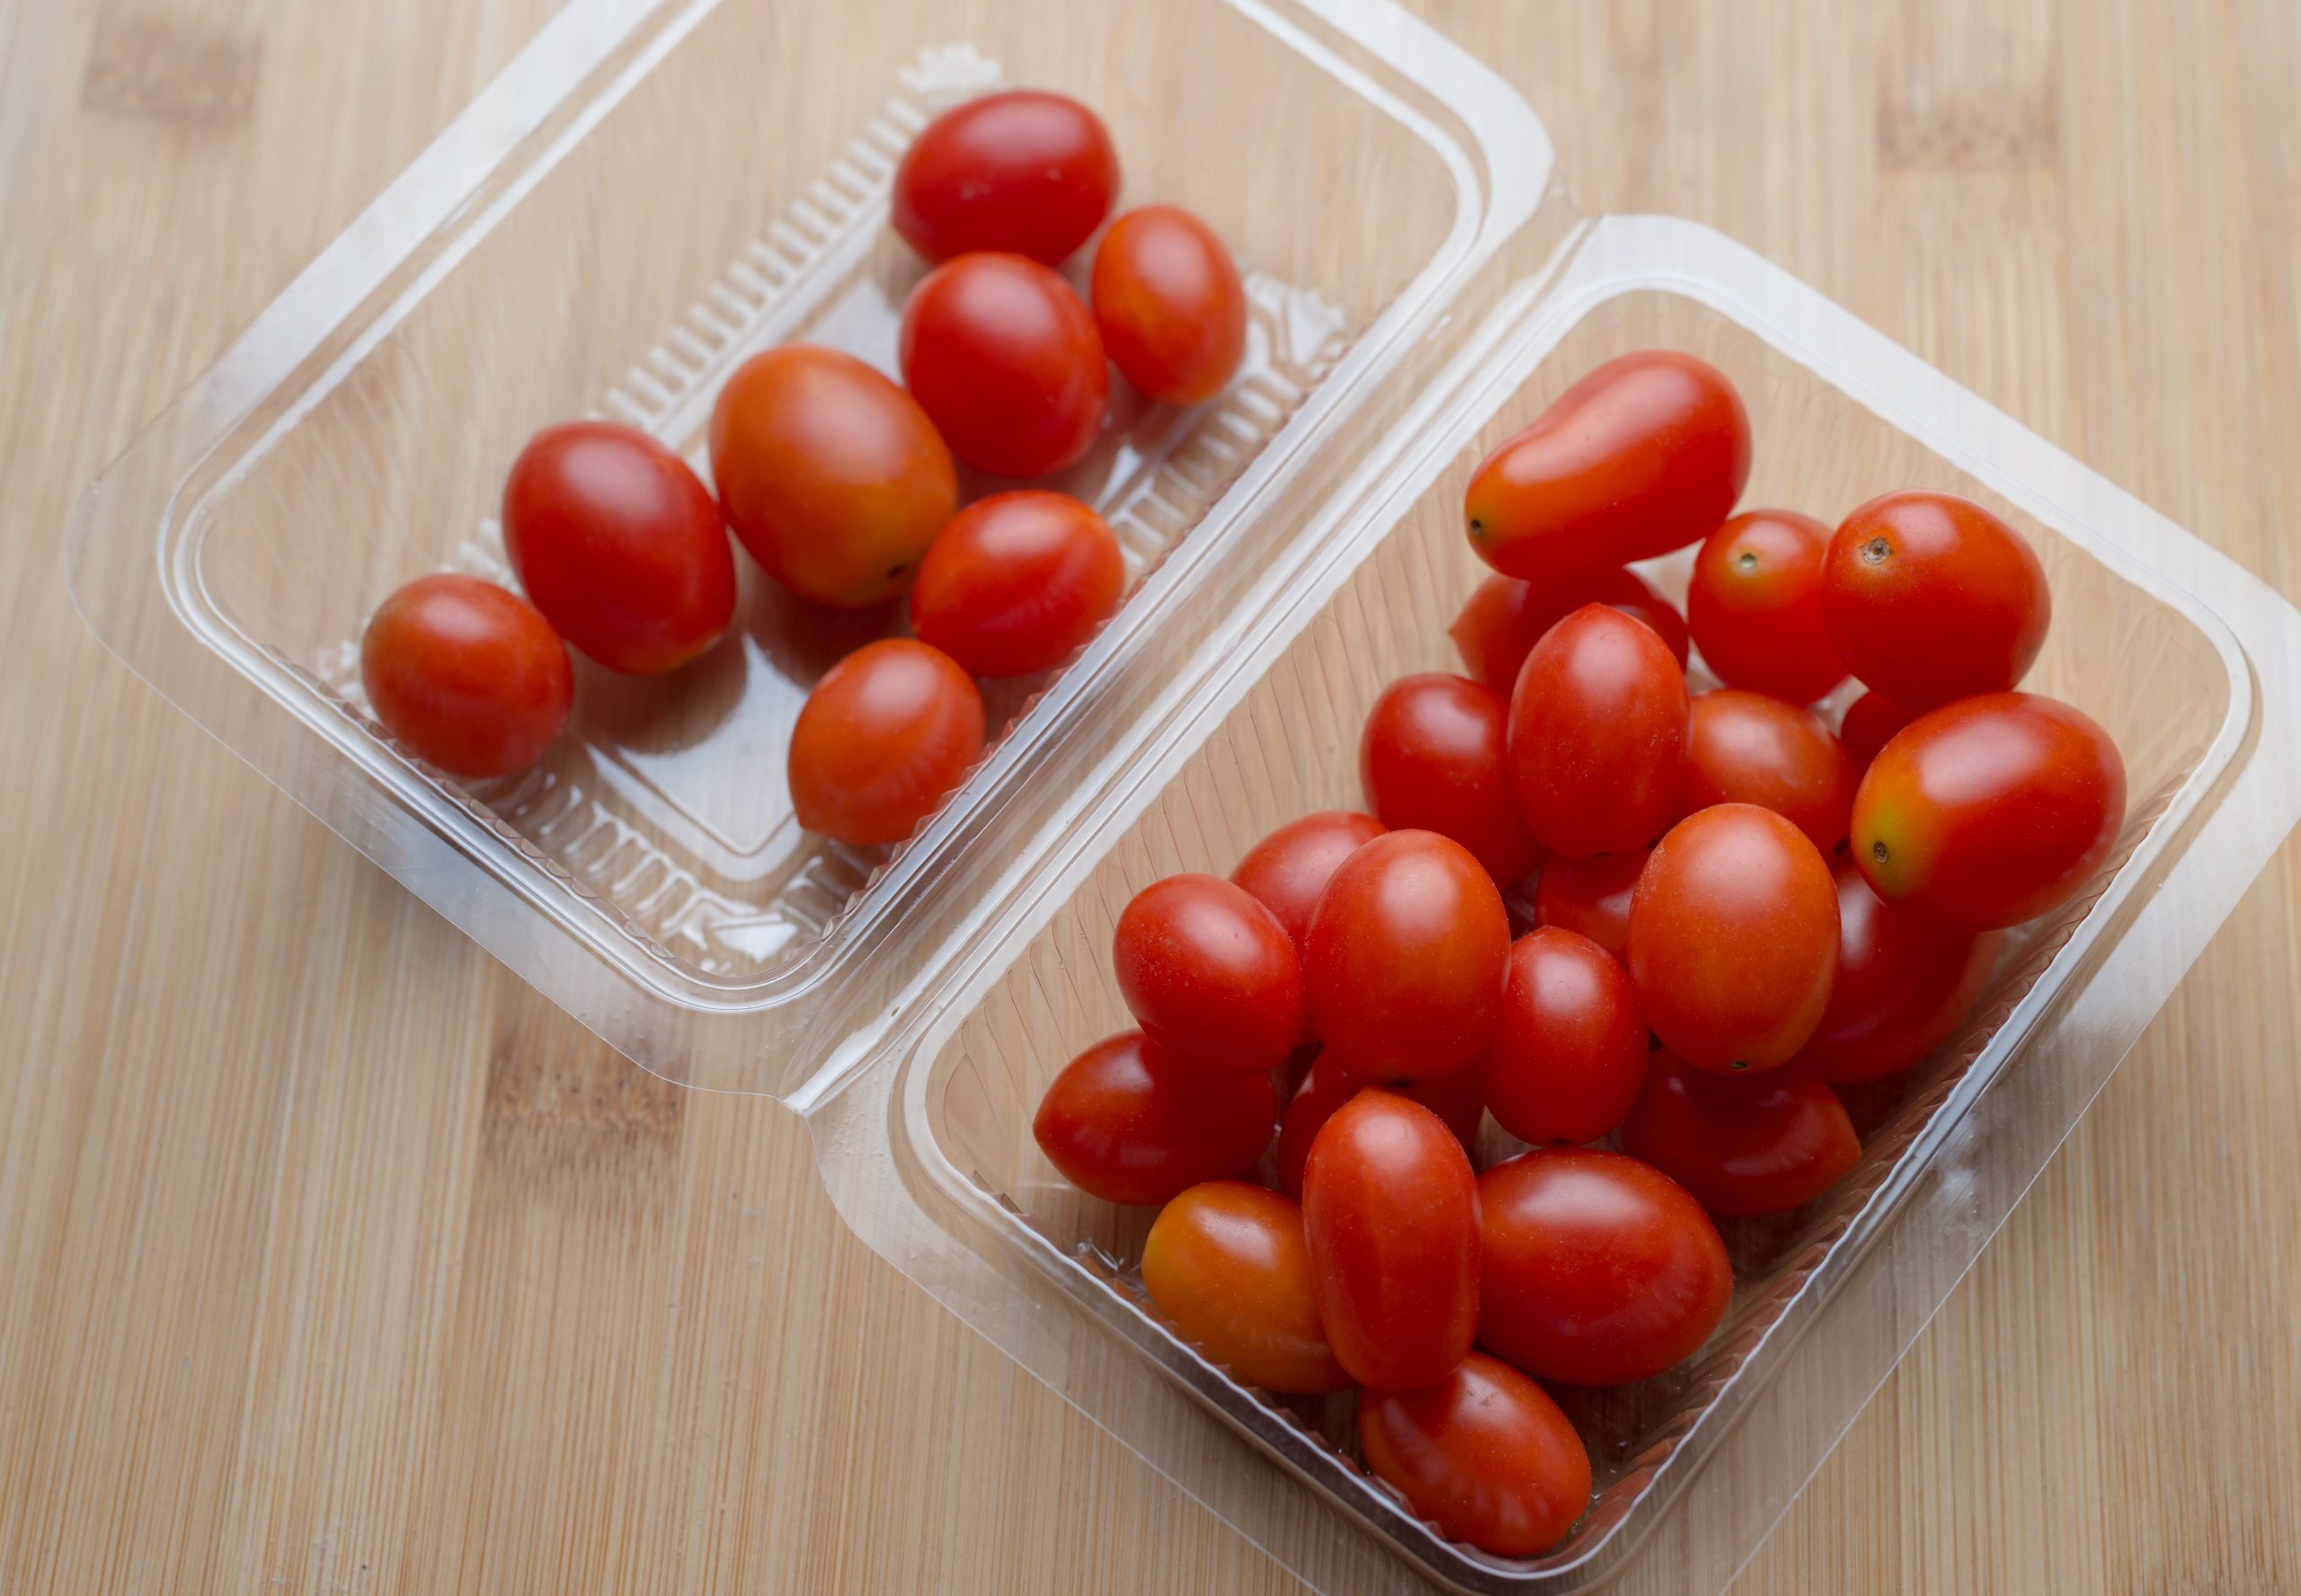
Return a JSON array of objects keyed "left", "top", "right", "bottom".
[
  {"left": 1687, "top": 510, "right": 1846, "bottom": 704},
  {"left": 1839, "top": 691, "right": 1916, "bottom": 774},
  {"left": 1090, "top": 205, "right": 1247, "bottom": 405},
  {"left": 1477, "top": 1147, "right": 1731, "bottom": 1386},
  {"left": 1506, "top": 604, "right": 1690, "bottom": 858},
  {"left": 1464, "top": 350, "right": 1751, "bottom": 581},
  {"left": 1360, "top": 673, "right": 1543, "bottom": 886},
  {"left": 501, "top": 421, "right": 734, "bottom": 676},
  {"left": 709, "top": 345, "right": 956, "bottom": 607},
  {"left": 1852, "top": 691, "right": 2126, "bottom": 930},
  {"left": 1477, "top": 927, "right": 1648, "bottom": 1148},
  {"left": 1142, "top": 1182, "right": 1348, "bottom": 1394},
  {"left": 787, "top": 638, "right": 985, "bottom": 847},
  {"left": 1621, "top": 1051, "right": 1860, "bottom": 1218},
  {"left": 1820, "top": 491, "right": 2052, "bottom": 709},
  {"left": 1273, "top": 1049, "right": 1483, "bottom": 1201},
  {"left": 1791, "top": 859, "right": 2003, "bottom": 1083},
  {"left": 1230, "top": 811, "right": 1385, "bottom": 955},
  {"left": 1031, "top": 1032, "right": 1275, "bottom": 1205},
  {"left": 901, "top": 252, "right": 1108, "bottom": 478},
  {"left": 892, "top": 90, "right": 1119, "bottom": 266},
  {"left": 1303, "top": 830, "right": 1511, "bottom": 1082},
  {"left": 1113, "top": 873, "right": 1305, "bottom": 1077},
  {"left": 1302, "top": 1092, "right": 1479, "bottom": 1390},
  {"left": 1450, "top": 567, "right": 1689, "bottom": 696},
  {"left": 908, "top": 490, "right": 1124, "bottom": 678},
  {"left": 360, "top": 573, "right": 573, "bottom": 780},
  {"left": 1682, "top": 689, "right": 1859, "bottom": 853},
  {"left": 1532, "top": 848, "right": 1648, "bottom": 960},
  {"left": 1359, "top": 1352, "right": 1592, "bottom": 1558},
  {"left": 1628, "top": 804, "right": 1838, "bottom": 1074}
]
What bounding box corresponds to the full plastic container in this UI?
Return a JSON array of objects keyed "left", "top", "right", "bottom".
[{"left": 67, "top": 1, "right": 2301, "bottom": 1590}]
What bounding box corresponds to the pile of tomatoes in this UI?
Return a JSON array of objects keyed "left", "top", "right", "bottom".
[
  {"left": 1033, "top": 350, "right": 2128, "bottom": 1557},
  {"left": 356, "top": 90, "right": 1247, "bottom": 849}
]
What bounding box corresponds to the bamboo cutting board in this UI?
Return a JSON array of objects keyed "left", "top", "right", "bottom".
[{"left": 2, "top": 1, "right": 2296, "bottom": 1591}]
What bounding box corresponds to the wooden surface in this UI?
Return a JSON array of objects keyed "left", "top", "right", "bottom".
[{"left": 3, "top": 1, "right": 2297, "bottom": 1591}]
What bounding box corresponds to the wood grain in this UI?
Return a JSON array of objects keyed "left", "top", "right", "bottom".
[{"left": 2, "top": 1, "right": 2297, "bottom": 1592}]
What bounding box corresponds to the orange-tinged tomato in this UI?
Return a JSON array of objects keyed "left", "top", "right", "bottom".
[
  {"left": 909, "top": 490, "right": 1124, "bottom": 678},
  {"left": 1531, "top": 848, "right": 1648, "bottom": 960},
  {"left": 1464, "top": 350, "right": 1751, "bottom": 581},
  {"left": 1790, "top": 858, "right": 2002, "bottom": 1083},
  {"left": 787, "top": 638, "right": 984, "bottom": 847},
  {"left": 1477, "top": 927, "right": 1648, "bottom": 1148},
  {"left": 1302, "top": 1092, "right": 1480, "bottom": 1391},
  {"left": 1681, "top": 689, "right": 1859, "bottom": 853},
  {"left": 1360, "top": 673, "right": 1543, "bottom": 886},
  {"left": 1091, "top": 204, "right": 1247, "bottom": 405},
  {"left": 1477, "top": 1147, "right": 1731, "bottom": 1387},
  {"left": 360, "top": 573, "right": 572, "bottom": 780},
  {"left": 1302, "top": 830, "right": 1511, "bottom": 1082},
  {"left": 1359, "top": 1353, "right": 1592, "bottom": 1558},
  {"left": 891, "top": 89, "right": 1119, "bottom": 266},
  {"left": 1142, "top": 1182, "right": 1349, "bottom": 1394},
  {"left": 1031, "top": 1032, "right": 1275, "bottom": 1205},
  {"left": 1820, "top": 491, "right": 2051, "bottom": 710},
  {"left": 1450, "top": 566, "right": 1690, "bottom": 696},
  {"left": 1621, "top": 1051, "right": 1860, "bottom": 1218},
  {"left": 709, "top": 345, "right": 956, "bottom": 607},
  {"left": 1113, "top": 873, "right": 1305, "bottom": 1077},
  {"left": 1628, "top": 804, "right": 1839, "bottom": 1074},
  {"left": 901, "top": 252, "right": 1108, "bottom": 478},
  {"left": 1851, "top": 691, "right": 2125, "bottom": 930},
  {"left": 1506, "top": 605, "right": 1690, "bottom": 859},
  {"left": 1273, "top": 1048, "right": 1483, "bottom": 1201},
  {"left": 1687, "top": 510, "right": 1846, "bottom": 704}
]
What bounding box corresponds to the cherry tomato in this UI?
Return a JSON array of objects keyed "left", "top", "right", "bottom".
[
  {"left": 1031, "top": 1031, "right": 1275, "bottom": 1205},
  {"left": 1852, "top": 691, "right": 2126, "bottom": 930},
  {"left": 1303, "top": 830, "right": 1510, "bottom": 1082},
  {"left": 1477, "top": 1148, "right": 1731, "bottom": 1387},
  {"left": 1506, "top": 604, "right": 1690, "bottom": 858},
  {"left": 1682, "top": 689, "right": 1858, "bottom": 853},
  {"left": 1450, "top": 567, "right": 1690, "bottom": 696},
  {"left": 1791, "top": 859, "right": 2002, "bottom": 1083},
  {"left": 1359, "top": 1352, "right": 1592, "bottom": 1558},
  {"left": 501, "top": 421, "right": 734, "bottom": 676},
  {"left": 901, "top": 252, "right": 1108, "bottom": 478},
  {"left": 1838, "top": 691, "right": 1916, "bottom": 775},
  {"left": 787, "top": 638, "right": 985, "bottom": 847},
  {"left": 908, "top": 490, "right": 1124, "bottom": 678},
  {"left": 1820, "top": 491, "right": 2052, "bottom": 709},
  {"left": 709, "top": 344, "right": 956, "bottom": 607},
  {"left": 1477, "top": 927, "right": 1648, "bottom": 1148},
  {"left": 1621, "top": 1051, "right": 1860, "bottom": 1218},
  {"left": 1302, "top": 1092, "right": 1479, "bottom": 1390},
  {"left": 891, "top": 90, "right": 1119, "bottom": 266},
  {"left": 1091, "top": 205, "right": 1248, "bottom": 405},
  {"left": 1464, "top": 350, "right": 1751, "bottom": 581},
  {"left": 1532, "top": 848, "right": 1648, "bottom": 960},
  {"left": 1113, "top": 873, "right": 1305, "bottom": 1077},
  {"left": 1230, "top": 811, "right": 1384, "bottom": 1043},
  {"left": 1360, "top": 673, "right": 1543, "bottom": 886},
  {"left": 1142, "top": 1182, "right": 1348, "bottom": 1394},
  {"left": 1273, "top": 1049, "right": 1483, "bottom": 1201},
  {"left": 360, "top": 573, "right": 573, "bottom": 780},
  {"left": 1627, "top": 804, "right": 1838, "bottom": 1074},
  {"left": 1687, "top": 510, "right": 1846, "bottom": 704}
]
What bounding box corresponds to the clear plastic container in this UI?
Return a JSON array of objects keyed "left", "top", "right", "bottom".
[{"left": 67, "top": 1, "right": 2301, "bottom": 1590}]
